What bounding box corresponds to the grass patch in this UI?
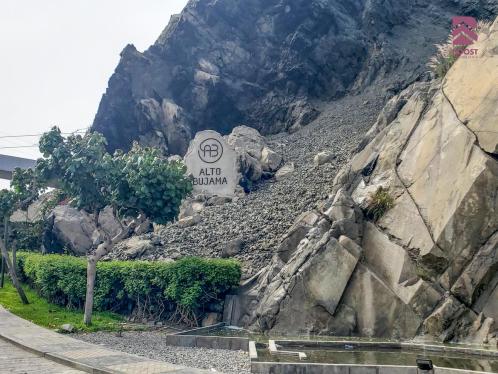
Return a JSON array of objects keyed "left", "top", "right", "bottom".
[{"left": 0, "top": 280, "right": 123, "bottom": 332}]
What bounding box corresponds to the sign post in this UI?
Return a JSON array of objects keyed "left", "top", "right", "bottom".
[{"left": 184, "top": 130, "right": 238, "bottom": 197}]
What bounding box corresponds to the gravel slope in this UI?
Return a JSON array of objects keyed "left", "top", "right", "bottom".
[
  {"left": 75, "top": 331, "right": 250, "bottom": 374},
  {"left": 123, "top": 91, "right": 384, "bottom": 277}
]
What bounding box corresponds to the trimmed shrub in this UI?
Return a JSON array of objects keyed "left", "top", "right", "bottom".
[{"left": 15, "top": 253, "right": 240, "bottom": 325}]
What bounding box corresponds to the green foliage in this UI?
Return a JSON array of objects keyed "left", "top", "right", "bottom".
[
  {"left": 10, "top": 168, "right": 41, "bottom": 208},
  {"left": 0, "top": 280, "right": 123, "bottom": 332},
  {"left": 0, "top": 189, "right": 16, "bottom": 220},
  {"left": 36, "top": 127, "right": 192, "bottom": 225},
  {"left": 159, "top": 257, "right": 242, "bottom": 323},
  {"left": 365, "top": 187, "right": 395, "bottom": 222},
  {"left": 429, "top": 53, "right": 457, "bottom": 79},
  {"left": 112, "top": 144, "right": 193, "bottom": 224},
  {"left": 16, "top": 252, "right": 241, "bottom": 325},
  {"left": 427, "top": 36, "right": 458, "bottom": 78},
  {"left": 0, "top": 167, "right": 39, "bottom": 221},
  {"left": 10, "top": 221, "right": 45, "bottom": 250},
  {"left": 37, "top": 127, "right": 113, "bottom": 213}
]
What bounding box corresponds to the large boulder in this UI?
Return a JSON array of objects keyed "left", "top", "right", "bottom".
[
  {"left": 255, "top": 233, "right": 362, "bottom": 334},
  {"left": 314, "top": 151, "right": 335, "bottom": 166},
  {"left": 397, "top": 90, "right": 498, "bottom": 286},
  {"left": 10, "top": 192, "right": 54, "bottom": 224},
  {"left": 260, "top": 147, "right": 283, "bottom": 172},
  {"left": 226, "top": 125, "right": 283, "bottom": 183},
  {"left": 114, "top": 236, "right": 155, "bottom": 259},
  {"left": 46, "top": 205, "right": 135, "bottom": 256},
  {"left": 50, "top": 206, "right": 96, "bottom": 256},
  {"left": 97, "top": 206, "right": 122, "bottom": 239}
]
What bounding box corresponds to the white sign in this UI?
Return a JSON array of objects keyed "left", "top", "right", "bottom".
[{"left": 184, "top": 130, "right": 237, "bottom": 197}]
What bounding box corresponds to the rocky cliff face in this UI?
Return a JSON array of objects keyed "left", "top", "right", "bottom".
[
  {"left": 236, "top": 19, "right": 498, "bottom": 345},
  {"left": 91, "top": 0, "right": 496, "bottom": 155},
  {"left": 87, "top": 0, "right": 498, "bottom": 345}
]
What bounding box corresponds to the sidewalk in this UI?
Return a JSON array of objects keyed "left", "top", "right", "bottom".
[{"left": 0, "top": 306, "right": 210, "bottom": 373}]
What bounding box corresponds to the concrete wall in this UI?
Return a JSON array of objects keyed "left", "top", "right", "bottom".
[
  {"left": 166, "top": 334, "right": 249, "bottom": 351},
  {"left": 251, "top": 363, "right": 417, "bottom": 374},
  {"left": 251, "top": 362, "right": 493, "bottom": 374}
]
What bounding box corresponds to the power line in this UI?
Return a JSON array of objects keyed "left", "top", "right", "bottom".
[
  {"left": 0, "top": 144, "right": 39, "bottom": 150},
  {"left": 0, "top": 129, "right": 86, "bottom": 139}
]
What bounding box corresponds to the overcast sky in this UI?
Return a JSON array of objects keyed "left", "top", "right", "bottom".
[{"left": 0, "top": 0, "right": 187, "bottom": 188}]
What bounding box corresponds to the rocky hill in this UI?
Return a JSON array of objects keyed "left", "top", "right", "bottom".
[
  {"left": 232, "top": 19, "right": 498, "bottom": 344},
  {"left": 91, "top": 0, "right": 496, "bottom": 156},
  {"left": 65, "top": 0, "right": 498, "bottom": 345}
]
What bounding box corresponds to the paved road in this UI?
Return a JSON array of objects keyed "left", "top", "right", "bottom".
[{"left": 0, "top": 339, "right": 83, "bottom": 374}]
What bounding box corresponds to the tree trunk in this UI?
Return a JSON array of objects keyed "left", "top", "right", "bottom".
[
  {"left": 12, "top": 241, "right": 17, "bottom": 278},
  {"left": 0, "top": 254, "right": 4, "bottom": 288},
  {"left": 0, "top": 226, "right": 28, "bottom": 304},
  {"left": 0, "top": 221, "right": 4, "bottom": 287},
  {"left": 83, "top": 256, "right": 97, "bottom": 326},
  {"left": 82, "top": 217, "right": 138, "bottom": 326}
]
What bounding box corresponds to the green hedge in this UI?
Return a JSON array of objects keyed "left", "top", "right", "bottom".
[{"left": 15, "top": 252, "right": 241, "bottom": 325}]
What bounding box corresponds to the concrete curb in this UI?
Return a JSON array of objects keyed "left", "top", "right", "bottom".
[
  {"left": 0, "top": 306, "right": 211, "bottom": 373},
  {"left": 0, "top": 332, "right": 114, "bottom": 374}
]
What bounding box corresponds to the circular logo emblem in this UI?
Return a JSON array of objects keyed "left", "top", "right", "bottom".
[{"left": 198, "top": 138, "right": 223, "bottom": 163}]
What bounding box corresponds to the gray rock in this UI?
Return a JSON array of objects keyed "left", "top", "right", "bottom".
[
  {"left": 178, "top": 214, "right": 201, "bottom": 228},
  {"left": 206, "top": 196, "right": 232, "bottom": 206},
  {"left": 255, "top": 235, "right": 362, "bottom": 333},
  {"left": 227, "top": 126, "right": 283, "bottom": 183},
  {"left": 60, "top": 323, "right": 75, "bottom": 333},
  {"left": 75, "top": 331, "right": 251, "bottom": 374},
  {"left": 10, "top": 192, "right": 54, "bottom": 223},
  {"left": 201, "top": 312, "right": 222, "bottom": 327},
  {"left": 451, "top": 232, "right": 498, "bottom": 306},
  {"left": 221, "top": 238, "right": 244, "bottom": 258},
  {"left": 260, "top": 147, "right": 283, "bottom": 172},
  {"left": 277, "top": 211, "right": 320, "bottom": 263},
  {"left": 98, "top": 206, "right": 122, "bottom": 239},
  {"left": 51, "top": 206, "right": 96, "bottom": 256},
  {"left": 313, "top": 151, "right": 335, "bottom": 166},
  {"left": 115, "top": 237, "right": 154, "bottom": 259},
  {"left": 227, "top": 126, "right": 265, "bottom": 160},
  {"left": 274, "top": 162, "right": 294, "bottom": 180},
  {"left": 134, "top": 219, "right": 152, "bottom": 235},
  {"left": 179, "top": 198, "right": 205, "bottom": 220}
]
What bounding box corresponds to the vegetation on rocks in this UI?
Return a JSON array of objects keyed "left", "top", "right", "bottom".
[
  {"left": 16, "top": 252, "right": 240, "bottom": 326},
  {"left": 427, "top": 21, "right": 492, "bottom": 78},
  {"left": 427, "top": 36, "right": 458, "bottom": 78},
  {"left": 365, "top": 187, "right": 395, "bottom": 222}
]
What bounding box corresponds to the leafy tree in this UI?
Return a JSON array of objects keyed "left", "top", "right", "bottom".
[
  {"left": 0, "top": 167, "right": 40, "bottom": 304},
  {"left": 112, "top": 144, "right": 192, "bottom": 223},
  {"left": 36, "top": 127, "right": 192, "bottom": 324}
]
